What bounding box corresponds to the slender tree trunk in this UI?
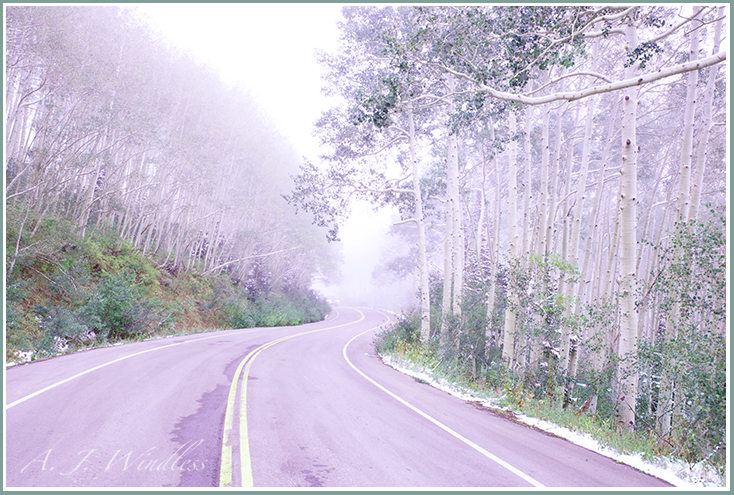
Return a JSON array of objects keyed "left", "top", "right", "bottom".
[
  {"left": 674, "top": 16, "right": 699, "bottom": 225},
  {"left": 688, "top": 7, "right": 723, "bottom": 222},
  {"left": 448, "top": 75, "right": 463, "bottom": 316},
  {"left": 588, "top": 184, "right": 620, "bottom": 415},
  {"left": 578, "top": 97, "right": 619, "bottom": 312},
  {"left": 407, "top": 105, "right": 431, "bottom": 342},
  {"left": 441, "top": 188, "right": 454, "bottom": 337},
  {"left": 545, "top": 103, "right": 564, "bottom": 255},
  {"left": 561, "top": 53, "right": 599, "bottom": 375},
  {"left": 615, "top": 22, "right": 640, "bottom": 432},
  {"left": 521, "top": 101, "right": 534, "bottom": 260},
  {"left": 485, "top": 117, "right": 501, "bottom": 345},
  {"left": 526, "top": 101, "right": 552, "bottom": 369},
  {"left": 502, "top": 111, "right": 520, "bottom": 366},
  {"left": 475, "top": 187, "right": 485, "bottom": 265},
  {"left": 536, "top": 103, "right": 550, "bottom": 256},
  {"left": 451, "top": 169, "right": 464, "bottom": 316}
]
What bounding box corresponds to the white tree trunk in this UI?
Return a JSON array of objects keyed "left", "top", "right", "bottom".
[
  {"left": 535, "top": 103, "right": 550, "bottom": 255},
  {"left": 502, "top": 111, "right": 520, "bottom": 365},
  {"left": 688, "top": 7, "right": 723, "bottom": 222},
  {"left": 485, "top": 117, "right": 501, "bottom": 344},
  {"left": 545, "top": 102, "right": 564, "bottom": 254},
  {"left": 447, "top": 123, "right": 463, "bottom": 314},
  {"left": 615, "top": 22, "right": 640, "bottom": 432},
  {"left": 578, "top": 97, "right": 619, "bottom": 313},
  {"left": 442, "top": 74, "right": 462, "bottom": 333},
  {"left": 675, "top": 14, "right": 700, "bottom": 224},
  {"left": 441, "top": 190, "right": 453, "bottom": 336},
  {"left": 561, "top": 46, "right": 599, "bottom": 369},
  {"left": 408, "top": 105, "right": 432, "bottom": 341},
  {"left": 521, "top": 101, "right": 534, "bottom": 260}
]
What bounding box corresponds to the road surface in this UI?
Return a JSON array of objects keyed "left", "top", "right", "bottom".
[{"left": 5, "top": 307, "right": 672, "bottom": 488}]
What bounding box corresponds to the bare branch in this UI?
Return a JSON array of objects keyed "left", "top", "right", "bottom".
[
  {"left": 527, "top": 71, "right": 614, "bottom": 95},
  {"left": 449, "top": 51, "right": 727, "bottom": 106},
  {"left": 201, "top": 247, "right": 299, "bottom": 275}
]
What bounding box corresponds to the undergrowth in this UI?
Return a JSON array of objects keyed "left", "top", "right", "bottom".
[
  {"left": 373, "top": 313, "right": 726, "bottom": 485},
  {"left": 6, "top": 212, "right": 330, "bottom": 365}
]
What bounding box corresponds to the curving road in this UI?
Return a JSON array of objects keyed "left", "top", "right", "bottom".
[{"left": 5, "top": 307, "right": 672, "bottom": 488}]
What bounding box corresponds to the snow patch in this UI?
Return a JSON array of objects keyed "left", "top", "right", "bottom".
[
  {"left": 380, "top": 354, "right": 725, "bottom": 488},
  {"left": 5, "top": 351, "right": 34, "bottom": 367}
]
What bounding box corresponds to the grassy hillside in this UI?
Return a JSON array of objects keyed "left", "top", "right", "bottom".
[{"left": 6, "top": 211, "right": 330, "bottom": 365}]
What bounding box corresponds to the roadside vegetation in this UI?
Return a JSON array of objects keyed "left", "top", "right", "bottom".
[
  {"left": 376, "top": 324, "right": 724, "bottom": 486},
  {"left": 374, "top": 214, "right": 726, "bottom": 486},
  {"left": 6, "top": 208, "right": 330, "bottom": 365}
]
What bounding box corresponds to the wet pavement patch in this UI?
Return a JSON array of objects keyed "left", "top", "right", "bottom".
[
  {"left": 171, "top": 384, "right": 229, "bottom": 487},
  {"left": 171, "top": 353, "right": 250, "bottom": 487}
]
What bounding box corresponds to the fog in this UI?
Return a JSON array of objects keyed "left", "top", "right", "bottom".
[
  {"left": 313, "top": 202, "right": 416, "bottom": 312},
  {"left": 139, "top": 4, "right": 415, "bottom": 312}
]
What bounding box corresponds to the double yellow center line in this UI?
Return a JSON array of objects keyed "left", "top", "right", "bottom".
[{"left": 218, "top": 310, "right": 365, "bottom": 487}]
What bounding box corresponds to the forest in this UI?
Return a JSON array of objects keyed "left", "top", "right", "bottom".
[
  {"left": 5, "top": 7, "right": 334, "bottom": 359},
  {"left": 285, "top": 5, "right": 727, "bottom": 476},
  {"left": 3, "top": 3, "right": 728, "bottom": 482}
]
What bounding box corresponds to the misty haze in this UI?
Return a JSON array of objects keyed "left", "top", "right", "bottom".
[{"left": 5, "top": 4, "right": 727, "bottom": 489}]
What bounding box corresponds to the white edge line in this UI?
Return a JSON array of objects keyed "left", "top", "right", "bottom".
[
  {"left": 8, "top": 309, "right": 347, "bottom": 411},
  {"left": 6, "top": 342, "right": 181, "bottom": 409},
  {"left": 5, "top": 328, "right": 259, "bottom": 410},
  {"left": 342, "top": 311, "right": 545, "bottom": 488}
]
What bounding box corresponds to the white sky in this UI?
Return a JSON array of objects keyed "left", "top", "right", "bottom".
[{"left": 137, "top": 3, "right": 343, "bottom": 161}]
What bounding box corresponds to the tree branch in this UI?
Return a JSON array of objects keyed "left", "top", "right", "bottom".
[
  {"left": 201, "top": 247, "right": 299, "bottom": 275},
  {"left": 527, "top": 71, "right": 613, "bottom": 95},
  {"left": 458, "top": 51, "right": 727, "bottom": 105}
]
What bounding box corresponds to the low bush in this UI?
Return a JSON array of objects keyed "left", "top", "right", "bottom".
[
  {"left": 374, "top": 311, "right": 422, "bottom": 355},
  {"left": 6, "top": 280, "right": 35, "bottom": 357},
  {"left": 83, "top": 270, "right": 166, "bottom": 341},
  {"left": 5, "top": 210, "right": 331, "bottom": 363},
  {"left": 223, "top": 290, "right": 331, "bottom": 329}
]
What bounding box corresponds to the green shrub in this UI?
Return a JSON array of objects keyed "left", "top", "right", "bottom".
[
  {"left": 223, "top": 299, "right": 256, "bottom": 329},
  {"left": 6, "top": 280, "right": 34, "bottom": 354},
  {"left": 33, "top": 304, "right": 91, "bottom": 352},
  {"left": 637, "top": 214, "right": 726, "bottom": 469},
  {"left": 83, "top": 233, "right": 160, "bottom": 287},
  {"left": 223, "top": 285, "right": 330, "bottom": 329},
  {"left": 83, "top": 270, "right": 161, "bottom": 341},
  {"left": 373, "top": 311, "right": 422, "bottom": 355},
  {"left": 5, "top": 209, "right": 331, "bottom": 360}
]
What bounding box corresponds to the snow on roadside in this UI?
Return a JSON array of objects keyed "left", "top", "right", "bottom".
[
  {"left": 380, "top": 354, "right": 725, "bottom": 489},
  {"left": 5, "top": 351, "right": 35, "bottom": 367},
  {"left": 6, "top": 335, "right": 166, "bottom": 368}
]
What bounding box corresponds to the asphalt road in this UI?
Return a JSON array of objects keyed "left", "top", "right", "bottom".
[{"left": 5, "top": 307, "right": 672, "bottom": 488}]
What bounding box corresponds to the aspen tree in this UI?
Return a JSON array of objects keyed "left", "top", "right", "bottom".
[
  {"left": 545, "top": 100, "right": 564, "bottom": 255},
  {"left": 560, "top": 39, "right": 600, "bottom": 374},
  {"left": 485, "top": 116, "right": 502, "bottom": 345},
  {"left": 675, "top": 11, "right": 700, "bottom": 225},
  {"left": 441, "top": 74, "right": 461, "bottom": 334},
  {"left": 5, "top": 6, "right": 330, "bottom": 295},
  {"left": 536, "top": 103, "right": 551, "bottom": 257},
  {"left": 688, "top": 7, "right": 724, "bottom": 222},
  {"left": 501, "top": 111, "right": 520, "bottom": 365},
  {"left": 521, "top": 97, "right": 534, "bottom": 261},
  {"left": 615, "top": 22, "right": 640, "bottom": 431},
  {"left": 408, "top": 105, "right": 433, "bottom": 341}
]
